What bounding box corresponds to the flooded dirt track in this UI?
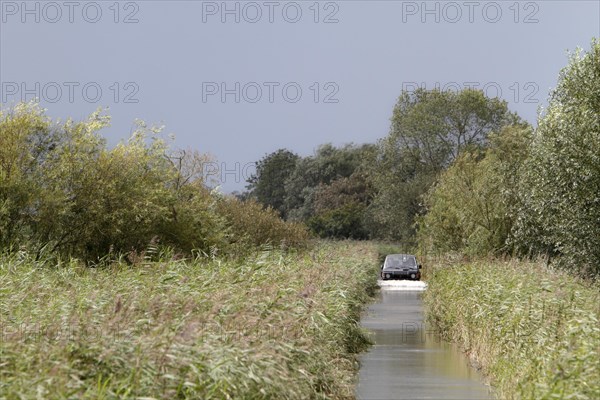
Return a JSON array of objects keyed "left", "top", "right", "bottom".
[{"left": 356, "top": 283, "right": 491, "bottom": 400}]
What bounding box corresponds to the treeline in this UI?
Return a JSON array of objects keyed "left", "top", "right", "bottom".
[
  {"left": 246, "top": 87, "right": 521, "bottom": 241},
  {"left": 2, "top": 40, "right": 597, "bottom": 274},
  {"left": 247, "top": 39, "right": 599, "bottom": 276},
  {"left": 246, "top": 88, "right": 522, "bottom": 242},
  {"left": 245, "top": 144, "right": 376, "bottom": 239},
  {"left": 419, "top": 40, "right": 599, "bottom": 276},
  {"left": 0, "top": 104, "right": 309, "bottom": 262}
]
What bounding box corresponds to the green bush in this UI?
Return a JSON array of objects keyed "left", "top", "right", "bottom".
[
  {"left": 44, "top": 123, "right": 178, "bottom": 260},
  {"left": 157, "top": 182, "right": 228, "bottom": 257},
  {"left": 0, "top": 102, "right": 63, "bottom": 250},
  {"left": 217, "top": 197, "right": 311, "bottom": 253},
  {"left": 417, "top": 125, "right": 532, "bottom": 257},
  {"left": 0, "top": 103, "right": 307, "bottom": 261}
]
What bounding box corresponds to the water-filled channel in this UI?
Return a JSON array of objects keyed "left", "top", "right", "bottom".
[{"left": 356, "top": 284, "right": 491, "bottom": 400}]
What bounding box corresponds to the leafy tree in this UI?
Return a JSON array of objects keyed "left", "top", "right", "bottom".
[
  {"left": 0, "top": 102, "right": 58, "bottom": 249},
  {"left": 368, "top": 88, "right": 522, "bottom": 241},
  {"left": 389, "top": 88, "right": 520, "bottom": 170},
  {"left": 244, "top": 143, "right": 375, "bottom": 237},
  {"left": 308, "top": 172, "right": 372, "bottom": 239},
  {"left": 284, "top": 143, "right": 375, "bottom": 221},
  {"left": 513, "top": 39, "right": 600, "bottom": 275},
  {"left": 246, "top": 149, "right": 299, "bottom": 218},
  {"left": 308, "top": 202, "right": 367, "bottom": 239},
  {"left": 417, "top": 125, "right": 533, "bottom": 256},
  {"left": 312, "top": 172, "right": 371, "bottom": 213}
]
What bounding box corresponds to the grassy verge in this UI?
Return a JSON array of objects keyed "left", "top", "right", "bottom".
[
  {"left": 1, "top": 241, "right": 379, "bottom": 399},
  {"left": 424, "top": 259, "right": 600, "bottom": 399}
]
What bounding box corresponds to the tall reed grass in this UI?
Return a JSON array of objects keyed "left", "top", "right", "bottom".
[
  {"left": 425, "top": 259, "right": 600, "bottom": 399},
  {"left": 1, "top": 241, "right": 379, "bottom": 399}
]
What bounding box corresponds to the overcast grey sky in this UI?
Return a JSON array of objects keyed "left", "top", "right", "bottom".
[{"left": 1, "top": 0, "right": 599, "bottom": 191}]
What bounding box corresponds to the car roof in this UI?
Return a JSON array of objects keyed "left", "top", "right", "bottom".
[{"left": 385, "top": 254, "right": 416, "bottom": 259}]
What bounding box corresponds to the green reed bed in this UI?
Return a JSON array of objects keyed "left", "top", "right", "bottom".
[
  {"left": 0, "top": 241, "right": 379, "bottom": 399},
  {"left": 425, "top": 259, "right": 600, "bottom": 399}
]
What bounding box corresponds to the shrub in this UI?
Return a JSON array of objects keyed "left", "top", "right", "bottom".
[
  {"left": 217, "top": 196, "right": 311, "bottom": 253},
  {"left": 0, "top": 102, "right": 60, "bottom": 250},
  {"left": 0, "top": 103, "right": 259, "bottom": 261}
]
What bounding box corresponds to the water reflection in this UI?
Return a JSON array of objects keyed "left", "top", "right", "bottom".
[{"left": 356, "top": 290, "right": 491, "bottom": 400}]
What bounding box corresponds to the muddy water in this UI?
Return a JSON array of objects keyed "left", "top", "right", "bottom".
[{"left": 356, "top": 288, "right": 491, "bottom": 400}]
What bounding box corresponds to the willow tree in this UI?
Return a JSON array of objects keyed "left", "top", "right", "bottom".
[{"left": 513, "top": 39, "right": 600, "bottom": 276}]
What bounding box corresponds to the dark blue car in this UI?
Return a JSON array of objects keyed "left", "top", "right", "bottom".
[{"left": 381, "top": 254, "right": 422, "bottom": 281}]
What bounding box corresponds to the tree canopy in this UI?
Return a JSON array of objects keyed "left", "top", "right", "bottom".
[
  {"left": 367, "top": 88, "right": 522, "bottom": 241},
  {"left": 246, "top": 149, "right": 299, "bottom": 218},
  {"left": 513, "top": 39, "right": 600, "bottom": 275}
]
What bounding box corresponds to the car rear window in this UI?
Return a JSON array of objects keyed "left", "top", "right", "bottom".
[{"left": 385, "top": 256, "right": 416, "bottom": 268}]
